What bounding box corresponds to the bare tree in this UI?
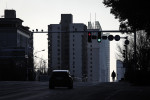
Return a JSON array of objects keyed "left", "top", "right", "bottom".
[{"left": 116, "top": 31, "right": 150, "bottom": 83}]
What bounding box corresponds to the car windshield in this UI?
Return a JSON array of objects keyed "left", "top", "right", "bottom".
[{"left": 52, "top": 72, "right": 68, "bottom": 77}]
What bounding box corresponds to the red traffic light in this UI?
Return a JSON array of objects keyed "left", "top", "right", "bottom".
[
  {"left": 88, "top": 32, "right": 91, "bottom": 36},
  {"left": 88, "top": 32, "right": 92, "bottom": 42}
]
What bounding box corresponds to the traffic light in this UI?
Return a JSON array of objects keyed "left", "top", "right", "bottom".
[
  {"left": 88, "top": 32, "right": 92, "bottom": 42},
  {"left": 114, "top": 35, "right": 120, "bottom": 41},
  {"left": 125, "top": 40, "right": 129, "bottom": 45},
  {"left": 123, "top": 50, "right": 126, "bottom": 58},
  {"left": 97, "top": 32, "right": 101, "bottom": 43},
  {"left": 108, "top": 35, "right": 114, "bottom": 41}
]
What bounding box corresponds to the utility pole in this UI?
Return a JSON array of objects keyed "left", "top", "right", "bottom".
[{"left": 134, "top": 31, "right": 137, "bottom": 71}]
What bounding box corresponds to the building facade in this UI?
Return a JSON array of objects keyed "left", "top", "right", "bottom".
[
  {"left": 87, "top": 21, "right": 110, "bottom": 82},
  {"left": 48, "top": 14, "right": 110, "bottom": 82},
  {"left": 116, "top": 60, "right": 125, "bottom": 81},
  {"left": 69, "top": 24, "right": 87, "bottom": 80},
  {"left": 99, "top": 33, "right": 110, "bottom": 82},
  {"left": 0, "top": 10, "right": 33, "bottom": 80},
  {"left": 48, "top": 14, "right": 87, "bottom": 80}
]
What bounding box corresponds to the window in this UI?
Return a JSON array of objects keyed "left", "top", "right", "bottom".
[
  {"left": 73, "top": 70, "right": 75, "bottom": 73},
  {"left": 73, "top": 61, "right": 75, "bottom": 65},
  {"left": 73, "top": 56, "right": 75, "bottom": 59},
  {"left": 90, "top": 57, "right": 92, "bottom": 60},
  {"left": 75, "top": 28, "right": 77, "bottom": 31}
]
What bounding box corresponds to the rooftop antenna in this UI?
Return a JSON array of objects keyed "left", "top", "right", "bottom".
[
  {"left": 90, "top": 13, "right": 91, "bottom": 22},
  {"left": 95, "top": 13, "right": 97, "bottom": 21},
  {"left": 6, "top": 2, "right": 7, "bottom": 9},
  {"left": 95, "top": 13, "right": 96, "bottom": 29}
]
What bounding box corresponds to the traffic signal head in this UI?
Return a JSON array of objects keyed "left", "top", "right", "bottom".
[
  {"left": 123, "top": 50, "right": 126, "bottom": 58},
  {"left": 97, "top": 32, "right": 101, "bottom": 43},
  {"left": 114, "top": 35, "right": 120, "bottom": 41},
  {"left": 88, "top": 32, "right": 92, "bottom": 42},
  {"left": 108, "top": 35, "right": 114, "bottom": 41}
]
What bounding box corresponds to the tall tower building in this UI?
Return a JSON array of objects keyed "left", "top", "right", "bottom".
[
  {"left": 69, "top": 24, "right": 87, "bottom": 79},
  {"left": 87, "top": 21, "right": 110, "bottom": 82},
  {"left": 60, "top": 14, "right": 73, "bottom": 69},
  {"left": 48, "top": 14, "right": 87, "bottom": 79},
  {"left": 48, "top": 15, "right": 110, "bottom": 82},
  {"left": 99, "top": 33, "right": 110, "bottom": 82}
]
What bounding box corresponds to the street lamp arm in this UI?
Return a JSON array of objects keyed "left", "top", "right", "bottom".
[{"left": 34, "top": 49, "right": 45, "bottom": 55}]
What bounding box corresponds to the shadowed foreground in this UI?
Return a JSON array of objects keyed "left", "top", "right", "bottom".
[{"left": 0, "top": 81, "right": 150, "bottom": 100}]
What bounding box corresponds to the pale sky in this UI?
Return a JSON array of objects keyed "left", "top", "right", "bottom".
[
  {"left": 0, "top": 0, "right": 119, "bottom": 30},
  {"left": 0, "top": 0, "right": 121, "bottom": 76}
]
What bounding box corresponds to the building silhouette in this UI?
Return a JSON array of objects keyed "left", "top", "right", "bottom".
[
  {"left": 48, "top": 14, "right": 87, "bottom": 79},
  {"left": 87, "top": 21, "right": 110, "bottom": 82},
  {"left": 0, "top": 10, "right": 33, "bottom": 81},
  {"left": 99, "top": 32, "right": 110, "bottom": 82},
  {"left": 116, "top": 60, "right": 125, "bottom": 81},
  {"left": 48, "top": 14, "right": 110, "bottom": 82},
  {"left": 69, "top": 23, "right": 87, "bottom": 80}
]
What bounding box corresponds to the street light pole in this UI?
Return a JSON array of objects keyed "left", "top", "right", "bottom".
[
  {"left": 34, "top": 49, "right": 45, "bottom": 55},
  {"left": 25, "top": 55, "right": 28, "bottom": 81},
  {"left": 134, "top": 31, "right": 137, "bottom": 71},
  {"left": 33, "top": 49, "right": 45, "bottom": 67}
]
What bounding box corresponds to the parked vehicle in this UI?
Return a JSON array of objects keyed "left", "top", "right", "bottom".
[{"left": 49, "top": 70, "right": 73, "bottom": 89}]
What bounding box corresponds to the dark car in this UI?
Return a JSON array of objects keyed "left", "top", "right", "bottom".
[{"left": 49, "top": 70, "right": 73, "bottom": 89}]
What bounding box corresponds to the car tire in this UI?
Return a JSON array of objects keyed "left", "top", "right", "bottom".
[
  {"left": 68, "top": 84, "right": 73, "bottom": 89},
  {"left": 49, "top": 85, "right": 55, "bottom": 89}
]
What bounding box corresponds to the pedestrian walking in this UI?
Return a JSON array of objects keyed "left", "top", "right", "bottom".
[{"left": 111, "top": 70, "right": 116, "bottom": 82}]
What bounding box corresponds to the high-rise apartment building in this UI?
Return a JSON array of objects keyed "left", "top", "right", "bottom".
[
  {"left": 48, "top": 14, "right": 110, "bottom": 82},
  {"left": 48, "top": 14, "right": 87, "bottom": 78},
  {"left": 99, "top": 33, "right": 110, "bottom": 82},
  {"left": 69, "top": 24, "right": 87, "bottom": 79},
  {"left": 48, "top": 14, "right": 87, "bottom": 79},
  {"left": 48, "top": 14, "right": 73, "bottom": 70},
  {"left": 87, "top": 21, "right": 110, "bottom": 82}
]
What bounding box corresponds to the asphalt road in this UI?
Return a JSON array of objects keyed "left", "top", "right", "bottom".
[{"left": 0, "top": 81, "right": 150, "bottom": 100}]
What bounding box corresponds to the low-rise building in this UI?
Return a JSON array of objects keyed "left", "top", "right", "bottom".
[{"left": 0, "top": 10, "right": 33, "bottom": 80}]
